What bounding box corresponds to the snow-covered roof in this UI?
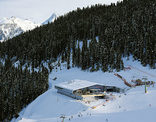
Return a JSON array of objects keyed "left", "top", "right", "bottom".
[{"left": 55, "top": 79, "right": 104, "bottom": 92}]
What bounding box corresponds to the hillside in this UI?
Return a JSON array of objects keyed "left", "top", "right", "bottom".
[
  {"left": 0, "top": 0, "right": 156, "bottom": 121},
  {"left": 13, "top": 57, "right": 156, "bottom": 122},
  {"left": 0, "top": 0, "right": 155, "bottom": 69}
]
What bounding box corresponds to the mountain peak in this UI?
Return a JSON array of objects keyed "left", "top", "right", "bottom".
[
  {"left": 42, "top": 13, "right": 57, "bottom": 25},
  {"left": 0, "top": 17, "right": 40, "bottom": 42}
]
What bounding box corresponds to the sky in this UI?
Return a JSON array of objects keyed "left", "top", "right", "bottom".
[{"left": 0, "top": 0, "right": 120, "bottom": 23}]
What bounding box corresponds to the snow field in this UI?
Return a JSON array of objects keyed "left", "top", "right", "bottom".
[{"left": 14, "top": 57, "right": 156, "bottom": 122}]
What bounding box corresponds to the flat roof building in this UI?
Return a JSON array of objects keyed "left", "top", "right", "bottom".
[{"left": 55, "top": 79, "right": 123, "bottom": 100}]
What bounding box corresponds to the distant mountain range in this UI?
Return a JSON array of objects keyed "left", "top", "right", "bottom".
[
  {"left": 0, "top": 14, "right": 57, "bottom": 42},
  {"left": 0, "top": 16, "right": 39, "bottom": 42}
]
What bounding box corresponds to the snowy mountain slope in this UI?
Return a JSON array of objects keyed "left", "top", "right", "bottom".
[
  {"left": 42, "top": 13, "right": 57, "bottom": 25},
  {"left": 13, "top": 57, "right": 156, "bottom": 122},
  {"left": 0, "top": 17, "right": 40, "bottom": 42}
]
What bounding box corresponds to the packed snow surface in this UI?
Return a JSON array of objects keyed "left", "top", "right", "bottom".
[{"left": 13, "top": 57, "right": 156, "bottom": 122}]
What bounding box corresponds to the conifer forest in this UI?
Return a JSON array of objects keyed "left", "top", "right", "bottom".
[{"left": 0, "top": 0, "right": 156, "bottom": 121}]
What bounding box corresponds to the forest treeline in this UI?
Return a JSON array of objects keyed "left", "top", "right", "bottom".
[
  {"left": 0, "top": 59, "right": 49, "bottom": 121},
  {"left": 0, "top": 0, "right": 155, "bottom": 70},
  {"left": 0, "top": 0, "right": 156, "bottom": 121}
]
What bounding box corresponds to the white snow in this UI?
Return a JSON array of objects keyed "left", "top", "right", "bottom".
[
  {"left": 16, "top": 89, "right": 87, "bottom": 122},
  {"left": 0, "top": 16, "right": 40, "bottom": 42},
  {"left": 13, "top": 56, "right": 156, "bottom": 122},
  {"left": 42, "top": 13, "right": 57, "bottom": 25},
  {"left": 0, "top": 17, "right": 39, "bottom": 31},
  {"left": 55, "top": 79, "right": 103, "bottom": 92}
]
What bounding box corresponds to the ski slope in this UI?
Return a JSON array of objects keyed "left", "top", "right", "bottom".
[{"left": 13, "top": 57, "right": 156, "bottom": 122}]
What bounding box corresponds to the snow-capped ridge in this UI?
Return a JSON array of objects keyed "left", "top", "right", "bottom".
[
  {"left": 42, "top": 13, "right": 57, "bottom": 25},
  {"left": 0, "top": 17, "right": 40, "bottom": 42}
]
